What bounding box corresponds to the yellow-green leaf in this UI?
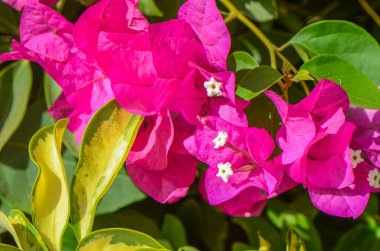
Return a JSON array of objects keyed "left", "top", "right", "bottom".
[
  {"left": 70, "top": 99, "right": 143, "bottom": 240},
  {"left": 8, "top": 209, "right": 48, "bottom": 251},
  {"left": 286, "top": 230, "right": 306, "bottom": 251},
  {"left": 0, "top": 244, "right": 22, "bottom": 251},
  {"left": 76, "top": 228, "right": 168, "bottom": 251},
  {"left": 29, "top": 119, "right": 70, "bottom": 251},
  {"left": 0, "top": 211, "right": 22, "bottom": 248}
]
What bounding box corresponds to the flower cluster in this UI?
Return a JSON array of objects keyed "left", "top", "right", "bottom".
[{"left": 2, "top": 0, "right": 380, "bottom": 218}]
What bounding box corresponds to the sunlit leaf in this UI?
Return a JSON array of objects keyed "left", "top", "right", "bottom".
[
  {"left": 0, "top": 244, "right": 22, "bottom": 251},
  {"left": 290, "top": 20, "right": 380, "bottom": 85},
  {"left": 70, "top": 99, "right": 143, "bottom": 240},
  {"left": 29, "top": 119, "right": 70, "bottom": 251},
  {"left": 76, "top": 228, "right": 168, "bottom": 251},
  {"left": 0, "top": 210, "right": 22, "bottom": 248},
  {"left": 286, "top": 229, "right": 306, "bottom": 251},
  {"left": 8, "top": 209, "right": 48, "bottom": 251},
  {"left": 0, "top": 61, "right": 32, "bottom": 152},
  {"left": 236, "top": 0, "right": 278, "bottom": 22},
  {"left": 299, "top": 54, "right": 380, "bottom": 109}
]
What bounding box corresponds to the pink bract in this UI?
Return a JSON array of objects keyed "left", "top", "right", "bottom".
[{"left": 184, "top": 116, "right": 293, "bottom": 216}]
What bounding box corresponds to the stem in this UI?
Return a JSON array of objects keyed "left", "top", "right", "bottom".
[
  {"left": 219, "top": 0, "right": 277, "bottom": 68},
  {"left": 219, "top": 0, "right": 311, "bottom": 95},
  {"left": 359, "top": 0, "right": 380, "bottom": 26},
  {"left": 224, "top": 12, "right": 237, "bottom": 23}
]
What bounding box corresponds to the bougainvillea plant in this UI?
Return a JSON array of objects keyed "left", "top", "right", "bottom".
[{"left": 1, "top": 0, "right": 380, "bottom": 250}]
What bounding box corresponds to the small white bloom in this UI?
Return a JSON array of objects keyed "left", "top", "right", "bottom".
[
  {"left": 204, "top": 77, "right": 222, "bottom": 97},
  {"left": 213, "top": 131, "right": 228, "bottom": 149},
  {"left": 216, "top": 162, "right": 233, "bottom": 183},
  {"left": 367, "top": 168, "right": 380, "bottom": 188},
  {"left": 350, "top": 148, "right": 364, "bottom": 168}
]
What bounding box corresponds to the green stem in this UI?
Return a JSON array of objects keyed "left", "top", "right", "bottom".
[{"left": 219, "top": 0, "right": 310, "bottom": 95}]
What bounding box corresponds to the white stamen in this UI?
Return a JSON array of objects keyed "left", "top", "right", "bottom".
[
  {"left": 216, "top": 162, "right": 233, "bottom": 183},
  {"left": 213, "top": 131, "right": 228, "bottom": 149},
  {"left": 244, "top": 212, "right": 251, "bottom": 218},
  {"left": 367, "top": 168, "right": 380, "bottom": 188},
  {"left": 350, "top": 148, "right": 364, "bottom": 168},
  {"left": 204, "top": 77, "right": 222, "bottom": 97}
]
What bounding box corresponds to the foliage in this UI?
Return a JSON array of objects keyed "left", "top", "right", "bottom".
[{"left": 1, "top": 0, "right": 380, "bottom": 250}]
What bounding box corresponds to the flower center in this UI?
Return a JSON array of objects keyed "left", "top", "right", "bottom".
[
  {"left": 213, "top": 131, "right": 228, "bottom": 149},
  {"left": 350, "top": 148, "right": 364, "bottom": 168},
  {"left": 367, "top": 168, "right": 380, "bottom": 188},
  {"left": 216, "top": 162, "right": 233, "bottom": 183},
  {"left": 204, "top": 77, "right": 222, "bottom": 97}
]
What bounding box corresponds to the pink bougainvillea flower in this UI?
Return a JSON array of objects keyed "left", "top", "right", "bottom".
[
  {"left": 266, "top": 79, "right": 354, "bottom": 187},
  {"left": 184, "top": 116, "right": 294, "bottom": 216},
  {"left": 0, "top": 0, "right": 115, "bottom": 142},
  {"left": 265, "top": 79, "right": 373, "bottom": 218},
  {"left": 86, "top": 0, "right": 238, "bottom": 123},
  {"left": 2, "top": 0, "right": 58, "bottom": 11},
  {"left": 313, "top": 107, "right": 380, "bottom": 218}
]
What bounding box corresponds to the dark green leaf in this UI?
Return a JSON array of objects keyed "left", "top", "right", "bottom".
[
  {"left": 96, "top": 168, "right": 146, "bottom": 215},
  {"left": 0, "top": 2, "right": 18, "bottom": 35},
  {"left": 162, "top": 214, "right": 187, "bottom": 249},
  {"left": 236, "top": 66, "right": 283, "bottom": 100},
  {"left": 236, "top": 0, "right": 278, "bottom": 22},
  {"left": 138, "top": 0, "right": 164, "bottom": 17},
  {"left": 334, "top": 225, "right": 380, "bottom": 251},
  {"left": 0, "top": 61, "right": 32, "bottom": 152}
]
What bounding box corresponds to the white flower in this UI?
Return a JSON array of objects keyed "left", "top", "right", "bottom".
[
  {"left": 213, "top": 131, "right": 228, "bottom": 149},
  {"left": 216, "top": 162, "right": 233, "bottom": 183},
  {"left": 204, "top": 77, "right": 222, "bottom": 97},
  {"left": 367, "top": 168, "right": 380, "bottom": 188},
  {"left": 350, "top": 148, "right": 364, "bottom": 168}
]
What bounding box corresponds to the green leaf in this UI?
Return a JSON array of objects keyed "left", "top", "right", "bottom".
[
  {"left": 232, "top": 242, "right": 255, "bottom": 251},
  {"left": 233, "top": 217, "right": 283, "bottom": 250},
  {"left": 236, "top": 66, "right": 283, "bottom": 100},
  {"left": 299, "top": 54, "right": 380, "bottom": 109},
  {"left": 0, "top": 61, "right": 32, "bottom": 152},
  {"left": 0, "top": 100, "right": 75, "bottom": 214},
  {"left": 94, "top": 209, "right": 163, "bottom": 239},
  {"left": 62, "top": 224, "right": 79, "bottom": 251},
  {"left": 291, "top": 69, "right": 315, "bottom": 82},
  {"left": 227, "top": 51, "right": 259, "bottom": 72},
  {"left": 0, "top": 2, "right": 18, "bottom": 35},
  {"left": 29, "top": 119, "right": 70, "bottom": 251},
  {"left": 162, "top": 214, "right": 187, "bottom": 249},
  {"left": 70, "top": 99, "right": 143, "bottom": 240},
  {"left": 138, "top": 0, "right": 163, "bottom": 17},
  {"left": 0, "top": 210, "right": 22, "bottom": 248},
  {"left": 8, "top": 209, "right": 48, "bottom": 251},
  {"left": 0, "top": 244, "right": 22, "bottom": 251},
  {"left": 43, "top": 73, "right": 80, "bottom": 157},
  {"left": 290, "top": 20, "right": 380, "bottom": 85},
  {"left": 237, "top": 0, "right": 278, "bottom": 22},
  {"left": 96, "top": 169, "right": 146, "bottom": 215},
  {"left": 76, "top": 228, "right": 168, "bottom": 251},
  {"left": 286, "top": 229, "right": 306, "bottom": 251},
  {"left": 334, "top": 224, "right": 380, "bottom": 251},
  {"left": 178, "top": 246, "right": 199, "bottom": 251}
]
